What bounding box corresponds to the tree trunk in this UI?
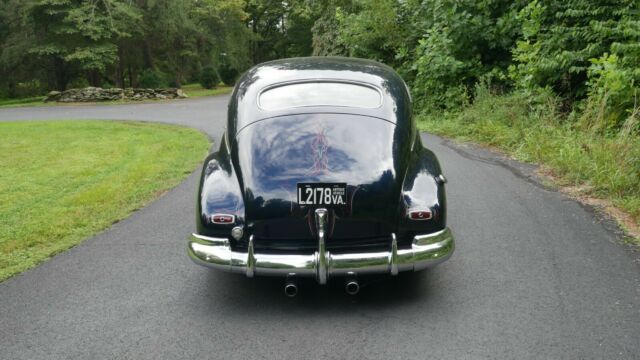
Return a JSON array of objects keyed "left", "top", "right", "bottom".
[
  {"left": 53, "top": 57, "right": 68, "bottom": 91},
  {"left": 87, "top": 70, "right": 101, "bottom": 87},
  {"left": 143, "top": 40, "right": 155, "bottom": 69},
  {"left": 115, "top": 46, "right": 125, "bottom": 88},
  {"left": 128, "top": 65, "right": 138, "bottom": 88},
  {"left": 7, "top": 79, "right": 16, "bottom": 98}
]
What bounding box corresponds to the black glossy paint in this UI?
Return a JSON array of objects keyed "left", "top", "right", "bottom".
[{"left": 197, "top": 57, "right": 447, "bottom": 252}]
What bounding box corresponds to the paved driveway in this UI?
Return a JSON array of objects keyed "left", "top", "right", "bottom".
[
  {"left": 0, "top": 96, "right": 229, "bottom": 141},
  {"left": 1, "top": 97, "right": 638, "bottom": 359}
]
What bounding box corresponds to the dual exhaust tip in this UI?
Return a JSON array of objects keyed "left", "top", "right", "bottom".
[{"left": 283, "top": 276, "right": 360, "bottom": 297}]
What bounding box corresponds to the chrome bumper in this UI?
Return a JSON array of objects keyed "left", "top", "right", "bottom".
[{"left": 187, "top": 228, "right": 454, "bottom": 283}]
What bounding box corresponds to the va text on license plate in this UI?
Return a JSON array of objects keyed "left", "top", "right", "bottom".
[{"left": 297, "top": 183, "right": 347, "bottom": 207}]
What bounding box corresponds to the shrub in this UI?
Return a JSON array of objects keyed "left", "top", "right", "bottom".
[
  {"left": 164, "top": 72, "right": 180, "bottom": 88},
  {"left": 199, "top": 66, "right": 220, "bottom": 89},
  {"left": 218, "top": 65, "right": 239, "bottom": 86},
  {"left": 138, "top": 69, "right": 166, "bottom": 89},
  {"left": 580, "top": 53, "right": 640, "bottom": 135},
  {"left": 417, "top": 85, "right": 640, "bottom": 224},
  {"left": 411, "top": 30, "right": 472, "bottom": 110},
  {"left": 511, "top": 0, "right": 639, "bottom": 104},
  {"left": 11, "top": 80, "right": 47, "bottom": 98}
]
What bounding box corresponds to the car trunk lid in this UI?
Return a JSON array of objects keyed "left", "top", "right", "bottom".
[{"left": 233, "top": 113, "right": 405, "bottom": 252}]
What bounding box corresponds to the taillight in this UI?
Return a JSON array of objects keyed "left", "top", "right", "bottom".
[
  {"left": 408, "top": 210, "right": 432, "bottom": 221},
  {"left": 211, "top": 214, "right": 235, "bottom": 224}
]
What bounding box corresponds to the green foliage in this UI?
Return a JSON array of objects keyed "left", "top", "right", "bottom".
[
  {"left": 0, "top": 0, "right": 325, "bottom": 97},
  {"left": 336, "top": 0, "right": 403, "bottom": 63},
  {"left": 199, "top": 66, "right": 220, "bottom": 89},
  {"left": 1, "top": 81, "right": 46, "bottom": 98},
  {"left": 28, "top": 0, "right": 141, "bottom": 89},
  {"left": 218, "top": 64, "right": 240, "bottom": 86},
  {"left": 181, "top": 83, "right": 233, "bottom": 98},
  {"left": 511, "top": 0, "right": 639, "bottom": 127},
  {"left": 138, "top": 69, "right": 166, "bottom": 89},
  {"left": 244, "top": 0, "right": 311, "bottom": 62},
  {"left": 411, "top": 30, "right": 472, "bottom": 109},
  {"left": 417, "top": 86, "right": 640, "bottom": 225},
  {"left": 325, "top": 0, "right": 638, "bottom": 135},
  {"left": 1, "top": 0, "right": 638, "bottom": 129},
  {"left": 331, "top": 0, "right": 525, "bottom": 109},
  {"left": 581, "top": 54, "right": 639, "bottom": 135}
]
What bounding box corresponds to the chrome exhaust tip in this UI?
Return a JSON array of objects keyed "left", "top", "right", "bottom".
[
  {"left": 345, "top": 281, "right": 359, "bottom": 295},
  {"left": 284, "top": 283, "right": 298, "bottom": 297},
  {"left": 345, "top": 272, "right": 360, "bottom": 295},
  {"left": 284, "top": 275, "right": 298, "bottom": 297}
]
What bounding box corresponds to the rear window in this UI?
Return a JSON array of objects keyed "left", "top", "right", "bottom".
[{"left": 258, "top": 82, "right": 382, "bottom": 110}]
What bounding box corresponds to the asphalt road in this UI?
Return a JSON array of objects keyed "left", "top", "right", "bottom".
[{"left": 1, "top": 97, "right": 639, "bottom": 359}]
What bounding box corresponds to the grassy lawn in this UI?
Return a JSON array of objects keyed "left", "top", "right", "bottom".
[
  {"left": 0, "top": 120, "right": 209, "bottom": 281},
  {"left": 0, "top": 84, "right": 233, "bottom": 109},
  {"left": 181, "top": 83, "right": 233, "bottom": 97},
  {"left": 418, "top": 89, "right": 640, "bottom": 242},
  {"left": 0, "top": 96, "right": 46, "bottom": 108}
]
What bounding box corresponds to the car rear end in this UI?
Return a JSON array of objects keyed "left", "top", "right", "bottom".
[{"left": 187, "top": 57, "right": 454, "bottom": 293}]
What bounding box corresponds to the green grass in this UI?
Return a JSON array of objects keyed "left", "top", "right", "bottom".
[
  {"left": 181, "top": 83, "right": 233, "bottom": 97},
  {"left": 0, "top": 120, "right": 210, "bottom": 281},
  {"left": 0, "top": 96, "right": 46, "bottom": 108},
  {"left": 417, "top": 88, "right": 640, "bottom": 239}
]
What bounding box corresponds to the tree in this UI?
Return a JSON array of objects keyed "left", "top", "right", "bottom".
[
  {"left": 26, "top": 0, "right": 140, "bottom": 90},
  {"left": 243, "top": 0, "right": 318, "bottom": 63},
  {"left": 512, "top": 0, "right": 639, "bottom": 101},
  {"left": 192, "top": 0, "right": 253, "bottom": 77},
  {"left": 200, "top": 66, "right": 220, "bottom": 89},
  {"left": 328, "top": 0, "right": 525, "bottom": 109},
  {"left": 311, "top": 1, "right": 351, "bottom": 57},
  {"left": 335, "top": 0, "right": 404, "bottom": 64}
]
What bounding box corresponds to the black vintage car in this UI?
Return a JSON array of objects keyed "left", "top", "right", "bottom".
[{"left": 188, "top": 57, "right": 454, "bottom": 295}]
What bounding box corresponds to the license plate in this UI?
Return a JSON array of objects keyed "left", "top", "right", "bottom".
[{"left": 297, "top": 183, "right": 347, "bottom": 207}]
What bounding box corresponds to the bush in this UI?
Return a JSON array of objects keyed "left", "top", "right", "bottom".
[
  {"left": 417, "top": 85, "right": 640, "bottom": 224},
  {"left": 218, "top": 65, "right": 239, "bottom": 86},
  {"left": 199, "top": 66, "right": 220, "bottom": 89},
  {"left": 411, "top": 30, "right": 472, "bottom": 110},
  {"left": 580, "top": 53, "right": 640, "bottom": 135},
  {"left": 164, "top": 72, "right": 180, "bottom": 88},
  {"left": 68, "top": 78, "right": 89, "bottom": 90},
  {"left": 138, "top": 69, "right": 166, "bottom": 89},
  {"left": 511, "top": 0, "right": 639, "bottom": 105},
  {"left": 5, "top": 80, "right": 47, "bottom": 98}
]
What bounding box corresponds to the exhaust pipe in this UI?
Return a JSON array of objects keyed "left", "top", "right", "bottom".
[
  {"left": 284, "top": 275, "right": 298, "bottom": 297},
  {"left": 345, "top": 273, "right": 360, "bottom": 295}
]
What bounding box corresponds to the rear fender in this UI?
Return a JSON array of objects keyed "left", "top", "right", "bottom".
[
  {"left": 398, "top": 141, "right": 447, "bottom": 240},
  {"left": 196, "top": 134, "right": 245, "bottom": 239}
]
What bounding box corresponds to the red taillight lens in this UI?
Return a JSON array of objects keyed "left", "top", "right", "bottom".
[
  {"left": 211, "top": 214, "right": 235, "bottom": 224},
  {"left": 408, "top": 210, "right": 432, "bottom": 220}
]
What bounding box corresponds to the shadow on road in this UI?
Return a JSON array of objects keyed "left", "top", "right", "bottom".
[{"left": 199, "top": 270, "right": 442, "bottom": 314}]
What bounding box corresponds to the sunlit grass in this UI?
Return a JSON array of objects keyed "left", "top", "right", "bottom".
[
  {"left": 0, "top": 120, "right": 210, "bottom": 281},
  {"left": 181, "top": 83, "right": 233, "bottom": 97}
]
